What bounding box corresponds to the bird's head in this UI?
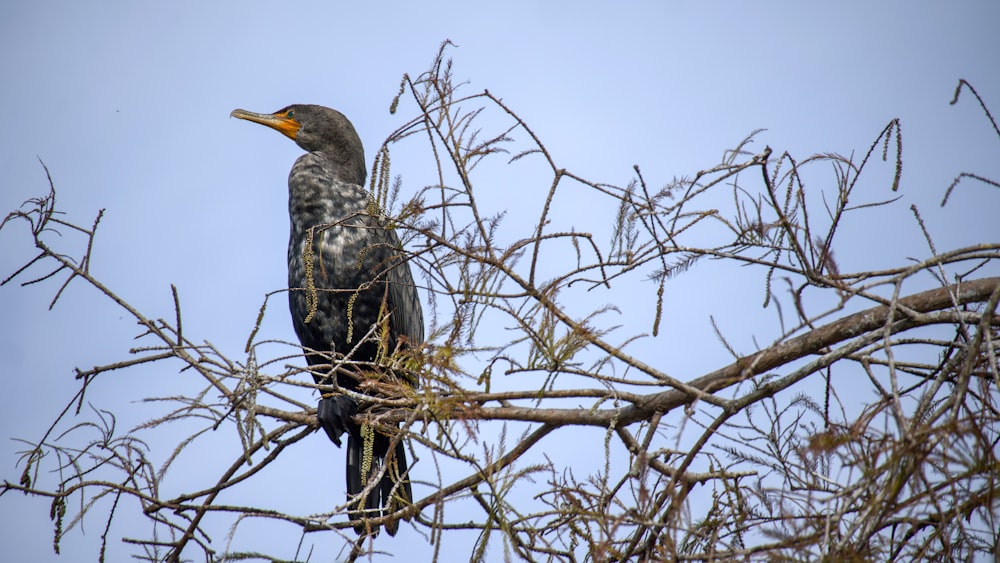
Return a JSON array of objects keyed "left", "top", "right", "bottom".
[{"left": 231, "top": 104, "right": 367, "bottom": 185}]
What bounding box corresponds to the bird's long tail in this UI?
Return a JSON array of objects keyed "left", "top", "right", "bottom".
[{"left": 346, "top": 428, "right": 412, "bottom": 536}]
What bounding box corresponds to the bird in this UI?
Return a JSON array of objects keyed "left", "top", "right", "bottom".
[{"left": 230, "top": 104, "right": 422, "bottom": 536}]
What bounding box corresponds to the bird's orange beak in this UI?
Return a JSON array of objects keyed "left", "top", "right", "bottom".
[{"left": 230, "top": 108, "right": 301, "bottom": 141}]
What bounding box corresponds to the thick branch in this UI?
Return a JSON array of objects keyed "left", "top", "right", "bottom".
[{"left": 455, "top": 277, "right": 1000, "bottom": 426}]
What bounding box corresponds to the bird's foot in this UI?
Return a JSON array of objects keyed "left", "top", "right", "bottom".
[{"left": 317, "top": 395, "right": 357, "bottom": 447}]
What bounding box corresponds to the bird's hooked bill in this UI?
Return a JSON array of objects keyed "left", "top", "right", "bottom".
[{"left": 230, "top": 107, "right": 301, "bottom": 141}]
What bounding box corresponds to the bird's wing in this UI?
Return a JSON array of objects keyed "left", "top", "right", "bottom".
[{"left": 379, "top": 225, "right": 424, "bottom": 348}]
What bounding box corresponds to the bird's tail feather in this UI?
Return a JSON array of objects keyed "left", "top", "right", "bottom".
[
  {"left": 346, "top": 429, "right": 411, "bottom": 536},
  {"left": 381, "top": 439, "right": 412, "bottom": 536}
]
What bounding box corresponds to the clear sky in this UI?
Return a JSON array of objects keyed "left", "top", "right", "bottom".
[{"left": 2, "top": 1, "right": 998, "bottom": 561}]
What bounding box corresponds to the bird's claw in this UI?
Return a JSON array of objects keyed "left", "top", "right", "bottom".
[{"left": 317, "top": 395, "right": 358, "bottom": 447}]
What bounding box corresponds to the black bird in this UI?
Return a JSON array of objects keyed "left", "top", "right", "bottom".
[{"left": 231, "top": 104, "right": 421, "bottom": 535}]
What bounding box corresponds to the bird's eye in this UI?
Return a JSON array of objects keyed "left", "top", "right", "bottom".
[{"left": 287, "top": 110, "right": 295, "bottom": 119}]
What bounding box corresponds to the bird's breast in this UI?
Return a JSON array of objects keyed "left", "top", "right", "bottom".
[{"left": 285, "top": 152, "right": 383, "bottom": 291}]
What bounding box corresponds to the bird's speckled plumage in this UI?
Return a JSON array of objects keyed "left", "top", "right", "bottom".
[{"left": 232, "top": 104, "right": 421, "bottom": 536}]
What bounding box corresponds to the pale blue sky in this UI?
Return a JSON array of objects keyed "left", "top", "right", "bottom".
[{"left": 2, "top": 2, "right": 998, "bottom": 561}]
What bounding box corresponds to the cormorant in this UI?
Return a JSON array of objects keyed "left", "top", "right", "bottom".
[{"left": 230, "top": 104, "right": 421, "bottom": 535}]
